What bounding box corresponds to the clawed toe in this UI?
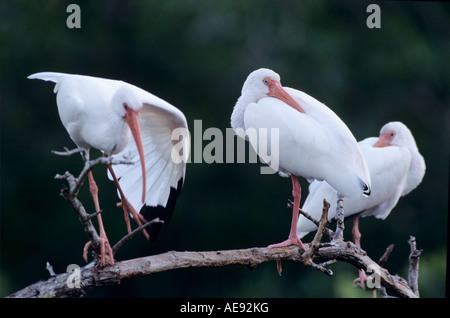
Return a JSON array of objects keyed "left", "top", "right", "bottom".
[{"left": 82, "top": 235, "right": 114, "bottom": 266}]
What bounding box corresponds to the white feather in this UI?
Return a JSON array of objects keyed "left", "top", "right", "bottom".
[
  {"left": 108, "top": 90, "right": 189, "bottom": 210},
  {"left": 28, "top": 72, "right": 189, "bottom": 212},
  {"left": 297, "top": 122, "right": 425, "bottom": 238},
  {"left": 233, "top": 69, "right": 371, "bottom": 199}
]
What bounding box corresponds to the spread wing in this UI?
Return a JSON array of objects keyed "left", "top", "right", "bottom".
[{"left": 109, "top": 86, "right": 190, "bottom": 240}]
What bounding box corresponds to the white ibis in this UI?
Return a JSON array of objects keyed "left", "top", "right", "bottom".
[
  {"left": 297, "top": 121, "right": 425, "bottom": 285},
  {"left": 28, "top": 72, "right": 189, "bottom": 265},
  {"left": 231, "top": 68, "right": 371, "bottom": 250},
  {"left": 298, "top": 121, "right": 425, "bottom": 237}
]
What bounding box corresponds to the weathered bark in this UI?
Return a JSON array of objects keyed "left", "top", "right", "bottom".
[
  {"left": 6, "top": 149, "right": 420, "bottom": 298},
  {"left": 7, "top": 241, "right": 418, "bottom": 298}
]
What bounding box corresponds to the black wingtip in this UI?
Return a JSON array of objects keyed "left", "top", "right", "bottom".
[
  {"left": 363, "top": 184, "right": 371, "bottom": 196},
  {"left": 359, "top": 178, "right": 371, "bottom": 197},
  {"left": 140, "top": 178, "right": 184, "bottom": 243}
]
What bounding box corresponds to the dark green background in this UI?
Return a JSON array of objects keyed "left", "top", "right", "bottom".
[{"left": 1, "top": 0, "right": 448, "bottom": 297}]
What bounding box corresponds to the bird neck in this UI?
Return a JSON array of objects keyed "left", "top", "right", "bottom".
[
  {"left": 231, "top": 93, "right": 256, "bottom": 130},
  {"left": 105, "top": 112, "right": 131, "bottom": 155}
]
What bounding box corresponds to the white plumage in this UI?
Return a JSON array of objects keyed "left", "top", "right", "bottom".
[
  {"left": 106, "top": 86, "right": 189, "bottom": 212},
  {"left": 297, "top": 121, "right": 425, "bottom": 238},
  {"left": 28, "top": 71, "right": 188, "bottom": 210},
  {"left": 244, "top": 90, "right": 371, "bottom": 198},
  {"left": 231, "top": 68, "right": 371, "bottom": 248},
  {"left": 28, "top": 72, "right": 189, "bottom": 262}
]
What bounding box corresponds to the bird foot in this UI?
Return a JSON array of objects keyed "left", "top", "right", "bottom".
[
  {"left": 83, "top": 234, "right": 114, "bottom": 266},
  {"left": 268, "top": 237, "right": 305, "bottom": 250},
  {"left": 268, "top": 238, "right": 305, "bottom": 276},
  {"left": 353, "top": 269, "right": 368, "bottom": 289}
]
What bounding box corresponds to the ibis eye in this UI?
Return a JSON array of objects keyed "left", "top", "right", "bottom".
[
  {"left": 263, "top": 79, "right": 270, "bottom": 85},
  {"left": 123, "top": 103, "right": 128, "bottom": 110},
  {"left": 390, "top": 132, "right": 395, "bottom": 137}
]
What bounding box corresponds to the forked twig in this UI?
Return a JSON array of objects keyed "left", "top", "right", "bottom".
[
  {"left": 302, "top": 199, "right": 333, "bottom": 276},
  {"left": 52, "top": 147, "right": 86, "bottom": 157},
  {"left": 112, "top": 218, "right": 164, "bottom": 253},
  {"left": 52, "top": 147, "right": 135, "bottom": 264},
  {"left": 288, "top": 199, "right": 334, "bottom": 237},
  {"left": 378, "top": 244, "right": 395, "bottom": 267},
  {"left": 407, "top": 236, "right": 422, "bottom": 297}
]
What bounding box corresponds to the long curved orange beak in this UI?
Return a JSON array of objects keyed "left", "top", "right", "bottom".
[
  {"left": 267, "top": 80, "right": 305, "bottom": 114},
  {"left": 124, "top": 108, "right": 146, "bottom": 204}
]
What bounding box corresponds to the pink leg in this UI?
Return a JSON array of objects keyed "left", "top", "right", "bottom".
[
  {"left": 352, "top": 215, "right": 362, "bottom": 248},
  {"left": 106, "top": 163, "right": 149, "bottom": 240},
  {"left": 268, "top": 175, "right": 305, "bottom": 250},
  {"left": 83, "top": 171, "right": 114, "bottom": 265},
  {"left": 352, "top": 216, "right": 368, "bottom": 289}
]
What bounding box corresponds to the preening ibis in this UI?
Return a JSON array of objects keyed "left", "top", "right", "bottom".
[
  {"left": 231, "top": 68, "right": 371, "bottom": 251},
  {"left": 298, "top": 121, "right": 425, "bottom": 239},
  {"left": 28, "top": 72, "right": 189, "bottom": 265},
  {"left": 297, "top": 121, "right": 425, "bottom": 285}
]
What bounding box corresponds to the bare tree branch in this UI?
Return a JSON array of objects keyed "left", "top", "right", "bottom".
[
  {"left": 301, "top": 199, "right": 333, "bottom": 275},
  {"left": 7, "top": 241, "right": 418, "bottom": 298},
  {"left": 288, "top": 199, "right": 334, "bottom": 238},
  {"left": 378, "top": 244, "right": 395, "bottom": 267},
  {"left": 407, "top": 236, "right": 423, "bottom": 297},
  {"left": 6, "top": 148, "right": 420, "bottom": 298},
  {"left": 54, "top": 170, "right": 103, "bottom": 254},
  {"left": 112, "top": 218, "right": 164, "bottom": 254},
  {"left": 332, "top": 193, "right": 345, "bottom": 241},
  {"left": 53, "top": 148, "right": 135, "bottom": 262}
]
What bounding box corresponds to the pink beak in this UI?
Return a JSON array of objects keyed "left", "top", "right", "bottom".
[
  {"left": 373, "top": 132, "right": 392, "bottom": 148},
  {"left": 124, "top": 108, "right": 147, "bottom": 204},
  {"left": 267, "top": 80, "right": 305, "bottom": 114}
]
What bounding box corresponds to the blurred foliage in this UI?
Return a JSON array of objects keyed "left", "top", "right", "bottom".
[{"left": 0, "top": 0, "right": 448, "bottom": 298}]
